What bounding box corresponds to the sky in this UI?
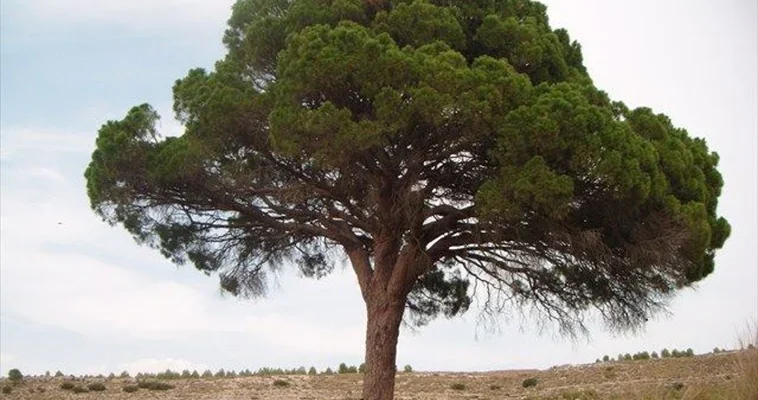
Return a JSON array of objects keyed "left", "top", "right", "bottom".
[{"left": 0, "top": 0, "right": 756, "bottom": 377}]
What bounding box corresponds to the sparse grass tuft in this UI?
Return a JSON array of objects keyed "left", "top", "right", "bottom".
[
  {"left": 734, "top": 321, "right": 758, "bottom": 400},
  {"left": 71, "top": 385, "right": 89, "bottom": 393},
  {"left": 450, "top": 382, "right": 466, "bottom": 391}
]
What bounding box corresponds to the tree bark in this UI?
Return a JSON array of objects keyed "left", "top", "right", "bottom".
[{"left": 361, "top": 287, "right": 406, "bottom": 400}]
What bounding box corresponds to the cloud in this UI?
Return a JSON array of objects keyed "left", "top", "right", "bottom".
[
  {"left": 118, "top": 358, "right": 209, "bottom": 375},
  {"left": 10, "top": 0, "right": 235, "bottom": 36}
]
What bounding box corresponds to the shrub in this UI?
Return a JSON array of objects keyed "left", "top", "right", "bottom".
[
  {"left": 214, "top": 369, "right": 225, "bottom": 378},
  {"left": 338, "top": 363, "right": 349, "bottom": 374},
  {"left": 122, "top": 384, "right": 139, "bottom": 393},
  {"left": 60, "top": 381, "right": 76, "bottom": 390},
  {"left": 107, "top": 372, "right": 116, "bottom": 380},
  {"left": 120, "top": 371, "right": 130, "bottom": 378},
  {"left": 661, "top": 348, "right": 671, "bottom": 358},
  {"left": 137, "top": 381, "right": 174, "bottom": 391},
  {"left": 71, "top": 385, "right": 89, "bottom": 393},
  {"left": 88, "top": 382, "right": 107, "bottom": 391},
  {"left": 522, "top": 377, "right": 539, "bottom": 388},
  {"left": 191, "top": 370, "right": 200, "bottom": 378},
  {"left": 672, "top": 382, "right": 685, "bottom": 391},
  {"left": 450, "top": 383, "right": 466, "bottom": 391},
  {"left": 308, "top": 367, "right": 317, "bottom": 375},
  {"left": 685, "top": 348, "right": 695, "bottom": 357},
  {"left": 202, "top": 370, "right": 213, "bottom": 378},
  {"left": 323, "top": 367, "right": 334, "bottom": 375},
  {"left": 489, "top": 384, "right": 501, "bottom": 390},
  {"left": 359, "top": 363, "right": 366, "bottom": 374},
  {"left": 623, "top": 353, "right": 632, "bottom": 361},
  {"left": 7, "top": 368, "right": 23, "bottom": 383},
  {"left": 273, "top": 379, "right": 291, "bottom": 388},
  {"left": 602, "top": 355, "right": 610, "bottom": 362},
  {"left": 651, "top": 351, "right": 659, "bottom": 359},
  {"left": 403, "top": 364, "right": 413, "bottom": 373},
  {"left": 55, "top": 370, "right": 64, "bottom": 377},
  {"left": 1, "top": 386, "right": 12, "bottom": 394}
]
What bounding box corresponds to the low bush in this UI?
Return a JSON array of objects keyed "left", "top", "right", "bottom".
[
  {"left": 450, "top": 383, "right": 466, "bottom": 391},
  {"left": 137, "top": 381, "right": 174, "bottom": 391},
  {"left": 522, "top": 377, "right": 539, "bottom": 388},
  {"left": 122, "top": 384, "right": 139, "bottom": 393},
  {"left": 88, "top": 382, "right": 107, "bottom": 391},
  {"left": 273, "top": 379, "right": 291, "bottom": 388},
  {"left": 403, "top": 365, "right": 413, "bottom": 373},
  {"left": 60, "top": 381, "right": 76, "bottom": 390},
  {"left": 7, "top": 369, "right": 23, "bottom": 383},
  {"left": 489, "top": 384, "right": 501, "bottom": 390},
  {"left": 1, "top": 386, "right": 12, "bottom": 394},
  {"left": 71, "top": 385, "right": 89, "bottom": 393}
]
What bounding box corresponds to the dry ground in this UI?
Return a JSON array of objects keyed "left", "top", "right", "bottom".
[{"left": 1, "top": 350, "right": 755, "bottom": 400}]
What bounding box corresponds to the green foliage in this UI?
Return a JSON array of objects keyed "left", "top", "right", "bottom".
[
  {"left": 323, "top": 367, "right": 334, "bottom": 375},
  {"left": 602, "top": 355, "right": 610, "bottom": 362},
  {"left": 214, "top": 369, "right": 226, "bottom": 378},
  {"left": 273, "top": 379, "right": 291, "bottom": 388},
  {"left": 450, "top": 383, "right": 466, "bottom": 391},
  {"left": 120, "top": 371, "right": 130, "bottom": 378},
  {"left": 661, "top": 348, "right": 671, "bottom": 358},
  {"left": 523, "top": 377, "right": 539, "bottom": 388},
  {"left": 651, "top": 351, "right": 659, "bottom": 359},
  {"left": 55, "top": 371, "right": 64, "bottom": 377},
  {"left": 403, "top": 364, "right": 413, "bottom": 373},
  {"left": 308, "top": 366, "right": 318, "bottom": 375},
  {"left": 87, "top": 382, "right": 107, "bottom": 391},
  {"left": 60, "top": 381, "right": 76, "bottom": 390},
  {"left": 337, "top": 363, "right": 358, "bottom": 374},
  {"left": 201, "top": 370, "right": 213, "bottom": 378},
  {"left": 7, "top": 369, "right": 22, "bottom": 383},
  {"left": 122, "top": 384, "right": 139, "bottom": 393}
]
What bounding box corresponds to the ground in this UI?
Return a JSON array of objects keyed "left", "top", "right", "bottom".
[{"left": 0, "top": 350, "right": 754, "bottom": 399}]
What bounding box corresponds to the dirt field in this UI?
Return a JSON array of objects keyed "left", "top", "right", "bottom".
[{"left": 0, "top": 351, "right": 754, "bottom": 399}]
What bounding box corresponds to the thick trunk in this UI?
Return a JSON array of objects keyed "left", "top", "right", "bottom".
[{"left": 362, "top": 290, "right": 405, "bottom": 400}]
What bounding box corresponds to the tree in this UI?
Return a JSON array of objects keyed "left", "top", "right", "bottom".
[
  {"left": 602, "top": 355, "right": 610, "bottom": 363},
  {"left": 84, "top": 0, "right": 730, "bottom": 399},
  {"left": 661, "top": 349, "right": 671, "bottom": 358}
]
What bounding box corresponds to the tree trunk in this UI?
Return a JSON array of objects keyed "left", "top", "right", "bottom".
[{"left": 362, "top": 289, "right": 405, "bottom": 400}]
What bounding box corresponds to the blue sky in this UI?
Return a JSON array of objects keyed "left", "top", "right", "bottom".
[{"left": 1, "top": 0, "right": 756, "bottom": 376}]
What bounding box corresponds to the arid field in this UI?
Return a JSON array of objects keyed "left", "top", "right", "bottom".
[{"left": 1, "top": 350, "right": 756, "bottom": 400}]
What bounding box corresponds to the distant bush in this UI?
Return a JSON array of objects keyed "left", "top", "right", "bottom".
[
  {"left": 7, "top": 369, "right": 23, "bottom": 383},
  {"left": 323, "top": 367, "right": 334, "bottom": 375},
  {"left": 71, "top": 385, "right": 89, "bottom": 393},
  {"left": 214, "top": 369, "right": 226, "bottom": 378},
  {"left": 403, "top": 365, "right": 413, "bottom": 373},
  {"left": 191, "top": 370, "right": 201, "bottom": 378},
  {"left": 602, "top": 355, "right": 610, "bottom": 362},
  {"left": 489, "top": 384, "right": 501, "bottom": 390},
  {"left": 651, "top": 351, "right": 659, "bottom": 359},
  {"left": 120, "top": 371, "right": 130, "bottom": 378},
  {"left": 522, "top": 377, "right": 538, "bottom": 388},
  {"left": 88, "top": 382, "right": 107, "bottom": 392},
  {"left": 623, "top": 353, "right": 632, "bottom": 361},
  {"left": 122, "top": 384, "right": 139, "bottom": 393},
  {"left": 55, "top": 370, "right": 64, "bottom": 377},
  {"left": 661, "top": 349, "right": 671, "bottom": 358},
  {"left": 713, "top": 347, "right": 721, "bottom": 354},
  {"left": 202, "top": 370, "right": 213, "bottom": 378},
  {"left": 359, "top": 363, "right": 366, "bottom": 374},
  {"left": 273, "top": 379, "right": 291, "bottom": 388},
  {"left": 308, "top": 367, "right": 317, "bottom": 375},
  {"left": 107, "top": 372, "right": 116, "bottom": 380},
  {"left": 450, "top": 383, "right": 466, "bottom": 391},
  {"left": 1, "top": 386, "right": 12, "bottom": 394},
  {"left": 137, "top": 381, "right": 174, "bottom": 391},
  {"left": 685, "top": 348, "right": 695, "bottom": 357},
  {"left": 60, "top": 381, "right": 76, "bottom": 390},
  {"left": 339, "top": 363, "right": 358, "bottom": 374}
]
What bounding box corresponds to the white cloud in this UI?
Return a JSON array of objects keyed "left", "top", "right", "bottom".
[
  {"left": 14, "top": 0, "right": 235, "bottom": 35},
  {"left": 118, "top": 358, "right": 209, "bottom": 375}
]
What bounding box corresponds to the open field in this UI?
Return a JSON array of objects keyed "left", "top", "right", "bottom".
[{"left": 1, "top": 350, "right": 755, "bottom": 400}]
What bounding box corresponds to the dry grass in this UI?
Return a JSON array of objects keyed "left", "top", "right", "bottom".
[{"left": 1, "top": 351, "right": 756, "bottom": 400}]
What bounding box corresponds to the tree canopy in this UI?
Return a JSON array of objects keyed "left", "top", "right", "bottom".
[{"left": 86, "top": 0, "right": 729, "bottom": 333}]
